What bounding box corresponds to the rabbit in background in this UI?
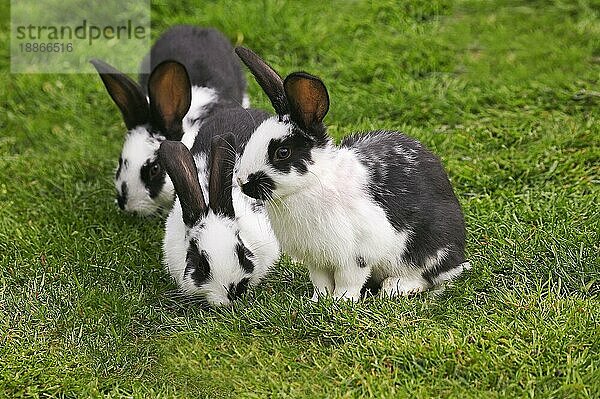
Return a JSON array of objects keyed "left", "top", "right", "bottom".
[{"left": 91, "top": 26, "right": 249, "bottom": 215}]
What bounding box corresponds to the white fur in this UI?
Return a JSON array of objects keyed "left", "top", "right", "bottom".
[
  {"left": 242, "top": 93, "right": 250, "bottom": 109},
  {"left": 393, "top": 144, "right": 418, "bottom": 167},
  {"left": 116, "top": 85, "right": 217, "bottom": 215},
  {"left": 236, "top": 116, "right": 459, "bottom": 301},
  {"left": 163, "top": 161, "right": 279, "bottom": 306},
  {"left": 191, "top": 153, "right": 210, "bottom": 205},
  {"left": 181, "top": 86, "right": 218, "bottom": 148},
  {"left": 430, "top": 261, "right": 471, "bottom": 286}
]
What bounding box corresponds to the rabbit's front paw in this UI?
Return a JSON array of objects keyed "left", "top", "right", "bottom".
[
  {"left": 381, "top": 277, "right": 428, "bottom": 298},
  {"left": 332, "top": 288, "right": 361, "bottom": 302}
]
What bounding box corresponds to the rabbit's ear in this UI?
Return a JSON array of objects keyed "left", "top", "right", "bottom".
[
  {"left": 158, "top": 141, "right": 206, "bottom": 227},
  {"left": 284, "top": 72, "right": 329, "bottom": 132},
  {"left": 90, "top": 59, "right": 149, "bottom": 129},
  {"left": 235, "top": 47, "right": 288, "bottom": 116},
  {"left": 148, "top": 61, "right": 191, "bottom": 141},
  {"left": 208, "top": 133, "right": 236, "bottom": 219}
]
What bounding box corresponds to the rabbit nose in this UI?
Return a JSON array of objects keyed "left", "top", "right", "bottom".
[
  {"left": 226, "top": 283, "right": 238, "bottom": 302},
  {"left": 116, "top": 194, "right": 126, "bottom": 210},
  {"left": 240, "top": 172, "right": 274, "bottom": 201},
  {"left": 116, "top": 182, "right": 128, "bottom": 210}
]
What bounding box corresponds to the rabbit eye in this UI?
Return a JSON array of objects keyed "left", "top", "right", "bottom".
[
  {"left": 275, "top": 147, "right": 291, "bottom": 161},
  {"left": 149, "top": 162, "right": 161, "bottom": 178}
]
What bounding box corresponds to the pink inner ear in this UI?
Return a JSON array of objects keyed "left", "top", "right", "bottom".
[
  {"left": 111, "top": 85, "right": 130, "bottom": 110},
  {"left": 149, "top": 62, "right": 191, "bottom": 130},
  {"left": 285, "top": 75, "right": 329, "bottom": 128},
  {"left": 157, "top": 76, "right": 189, "bottom": 114}
]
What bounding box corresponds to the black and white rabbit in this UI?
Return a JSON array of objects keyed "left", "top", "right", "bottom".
[
  {"left": 159, "top": 109, "right": 280, "bottom": 306},
  {"left": 91, "top": 26, "right": 249, "bottom": 215},
  {"left": 234, "top": 47, "right": 470, "bottom": 301}
]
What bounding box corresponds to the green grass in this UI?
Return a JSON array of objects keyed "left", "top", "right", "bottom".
[{"left": 1, "top": 0, "right": 599, "bottom": 397}]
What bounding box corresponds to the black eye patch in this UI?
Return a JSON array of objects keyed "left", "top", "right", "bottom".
[
  {"left": 235, "top": 241, "right": 255, "bottom": 273},
  {"left": 185, "top": 241, "right": 210, "bottom": 286},
  {"left": 140, "top": 151, "right": 166, "bottom": 198},
  {"left": 267, "top": 131, "right": 315, "bottom": 174}
]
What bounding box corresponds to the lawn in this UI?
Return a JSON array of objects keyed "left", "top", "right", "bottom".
[{"left": 1, "top": 0, "right": 598, "bottom": 397}]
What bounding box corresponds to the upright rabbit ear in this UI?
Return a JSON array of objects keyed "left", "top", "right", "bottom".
[
  {"left": 235, "top": 47, "right": 288, "bottom": 116},
  {"left": 158, "top": 141, "right": 206, "bottom": 227},
  {"left": 284, "top": 72, "right": 330, "bottom": 132},
  {"left": 148, "top": 61, "right": 192, "bottom": 141},
  {"left": 208, "top": 133, "right": 236, "bottom": 219},
  {"left": 90, "top": 59, "right": 149, "bottom": 129}
]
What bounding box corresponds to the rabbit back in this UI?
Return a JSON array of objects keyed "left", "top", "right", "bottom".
[
  {"left": 342, "top": 130, "right": 466, "bottom": 285},
  {"left": 139, "top": 26, "right": 246, "bottom": 105}
]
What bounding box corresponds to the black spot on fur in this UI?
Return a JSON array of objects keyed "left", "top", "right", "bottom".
[
  {"left": 356, "top": 256, "right": 367, "bottom": 268},
  {"left": 140, "top": 153, "right": 166, "bottom": 198},
  {"left": 267, "top": 129, "right": 316, "bottom": 174},
  {"left": 241, "top": 171, "right": 275, "bottom": 201},
  {"left": 116, "top": 182, "right": 128, "bottom": 210},
  {"left": 185, "top": 241, "right": 210, "bottom": 286},
  {"left": 342, "top": 130, "right": 466, "bottom": 275},
  {"left": 236, "top": 242, "right": 255, "bottom": 273}
]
